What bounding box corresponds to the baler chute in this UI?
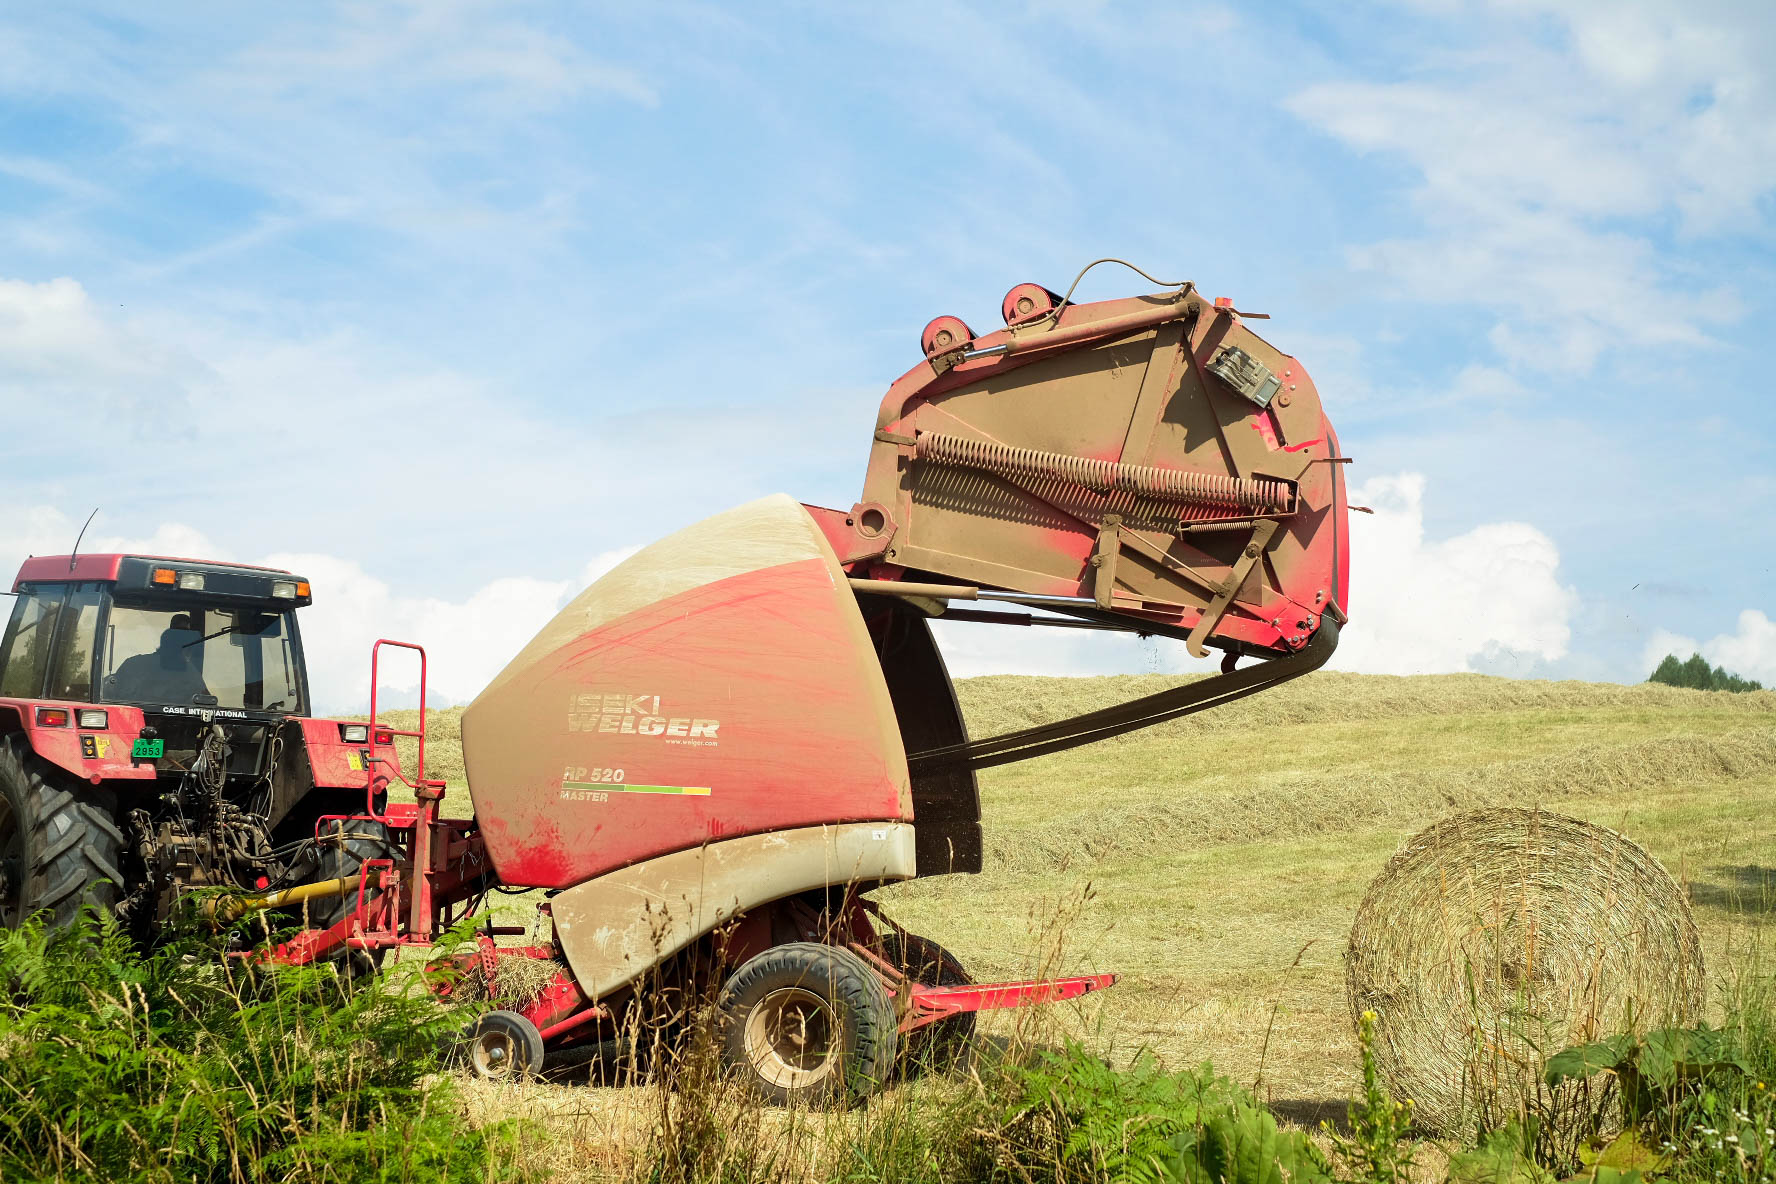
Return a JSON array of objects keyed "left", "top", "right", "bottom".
[{"left": 200, "top": 267, "right": 1349, "bottom": 1103}]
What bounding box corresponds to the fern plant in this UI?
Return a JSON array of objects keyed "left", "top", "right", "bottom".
[{"left": 0, "top": 910, "right": 533, "bottom": 1184}]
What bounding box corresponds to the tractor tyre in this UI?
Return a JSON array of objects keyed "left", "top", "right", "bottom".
[
  {"left": 466, "top": 1010, "right": 546, "bottom": 1081},
  {"left": 0, "top": 733, "right": 123, "bottom": 930},
  {"left": 718, "top": 941, "right": 897, "bottom": 1107},
  {"left": 307, "top": 818, "right": 397, "bottom": 977},
  {"left": 882, "top": 931, "right": 975, "bottom": 1075}
]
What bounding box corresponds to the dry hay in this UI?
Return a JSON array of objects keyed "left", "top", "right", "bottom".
[
  {"left": 985, "top": 727, "right": 1776, "bottom": 874},
  {"left": 455, "top": 952, "right": 571, "bottom": 1008},
  {"left": 1346, "top": 808, "right": 1704, "bottom": 1137},
  {"left": 957, "top": 670, "right": 1775, "bottom": 743}
]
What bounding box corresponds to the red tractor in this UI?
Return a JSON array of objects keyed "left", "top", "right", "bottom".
[{"left": 0, "top": 555, "right": 425, "bottom": 936}]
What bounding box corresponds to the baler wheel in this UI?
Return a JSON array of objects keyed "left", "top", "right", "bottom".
[
  {"left": 719, "top": 942, "right": 896, "bottom": 1106},
  {"left": 0, "top": 734, "right": 122, "bottom": 929},
  {"left": 467, "top": 1010, "right": 545, "bottom": 1081},
  {"left": 882, "top": 931, "right": 975, "bottom": 1073}
]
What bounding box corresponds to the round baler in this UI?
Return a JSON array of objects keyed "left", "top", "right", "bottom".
[{"left": 84, "top": 267, "right": 1352, "bottom": 1104}]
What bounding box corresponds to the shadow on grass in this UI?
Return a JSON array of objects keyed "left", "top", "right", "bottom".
[
  {"left": 540, "top": 1040, "right": 636, "bottom": 1086},
  {"left": 1269, "top": 1096, "right": 1349, "bottom": 1132},
  {"left": 1689, "top": 865, "right": 1776, "bottom": 915}
]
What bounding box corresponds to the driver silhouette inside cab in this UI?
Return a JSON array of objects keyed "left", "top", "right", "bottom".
[{"left": 109, "top": 613, "right": 212, "bottom": 705}]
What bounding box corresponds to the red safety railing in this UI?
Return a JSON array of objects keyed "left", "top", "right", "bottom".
[{"left": 365, "top": 639, "right": 442, "bottom": 815}]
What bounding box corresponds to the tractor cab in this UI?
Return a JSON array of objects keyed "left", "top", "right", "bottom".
[
  {"left": 2, "top": 555, "right": 312, "bottom": 717},
  {"left": 0, "top": 554, "right": 399, "bottom": 930}
]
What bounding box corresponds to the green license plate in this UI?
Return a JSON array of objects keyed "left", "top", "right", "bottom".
[{"left": 131, "top": 738, "right": 164, "bottom": 759}]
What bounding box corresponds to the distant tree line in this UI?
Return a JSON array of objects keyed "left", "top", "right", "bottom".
[{"left": 1647, "top": 652, "right": 1764, "bottom": 693}]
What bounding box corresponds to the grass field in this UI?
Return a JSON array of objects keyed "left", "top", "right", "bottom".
[{"left": 378, "top": 672, "right": 1776, "bottom": 1177}]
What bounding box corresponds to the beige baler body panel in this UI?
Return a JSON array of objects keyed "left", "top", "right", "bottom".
[{"left": 551, "top": 821, "right": 917, "bottom": 1003}]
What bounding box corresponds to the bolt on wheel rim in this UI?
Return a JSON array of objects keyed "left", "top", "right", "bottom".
[
  {"left": 743, "top": 986, "right": 838, "bottom": 1091},
  {"left": 472, "top": 1030, "right": 518, "bottom": 1079}
]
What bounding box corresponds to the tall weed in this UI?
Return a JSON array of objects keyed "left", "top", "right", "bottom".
[{"left": 994, "top": 1041, "right": 1333, "bottom": 1184}]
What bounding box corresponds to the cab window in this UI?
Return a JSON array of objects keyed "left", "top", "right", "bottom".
[
  {"left": 47, "top": 584, "right": 103, "bottom": 701},
  {"left": 0, "top": 586, "right": 66, "bottom": 698},
  {"left": 101, "top": 603, "right": 302, "bottom": 712}
]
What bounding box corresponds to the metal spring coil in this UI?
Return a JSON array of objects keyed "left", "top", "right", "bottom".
[{"left": 915, "top": 432, "right": 1289, "bottom": 512}]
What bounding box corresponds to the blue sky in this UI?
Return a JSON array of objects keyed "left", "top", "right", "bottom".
[{"left": 2, "top": 1, "right": 1772, "bottom": 709}]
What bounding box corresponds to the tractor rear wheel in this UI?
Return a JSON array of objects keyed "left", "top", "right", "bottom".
[
  {"left": 307, "top": 818, "right": 396, "bottom": 977},
  {"left": 307, "top": 818, "right": 397, "bottom": 928},
  {"left": 718, "top": 941, "right": 897, "bottom": 1106},
  {"left": 882, "top": 931, "right": 975, "bottom": 1074},
  {"left": 0, "top": 734, "right": 123, "bottom": 929}
]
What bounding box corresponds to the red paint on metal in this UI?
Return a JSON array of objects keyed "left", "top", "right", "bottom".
[
  {"left": 296, "top": 717, "right": 393, "bottom": 791},
  {"left": 536, "top": 1004, "right": 606, "bottom": 1042},
  {"left": 920, "top": 315, "right": 975, "bottom": 358},
  {"left": 902, "top": 972, "right": 1117, "bottom": 1032},
  {"left": 0, "top": 700, "right": 154, "bottom": 782},
  {"left": 12, "top": 553, "right": 293, "bottom": 590},
  {"left": 1252, "top": 414, "right": 1281, "bottom": 451},
  {"left": 1001, "top": 282, "right": 1061, "bottom": 326},
  {"left": 368, "top": 640, "right": 433, "bottom": 797},
  {"left": 466, "top": 557, "right": 908, "bottom": 888},
  {"left": 802, "top": 503, "right": 859, "bottom": 560}
]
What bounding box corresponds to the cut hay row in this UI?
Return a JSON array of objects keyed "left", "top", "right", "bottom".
[
  {"left": 958, "top": 670, "right": 1774, "bottom": 741},
  {"left": 977, "top": 727, "right": 1776, "bottom": 874}
]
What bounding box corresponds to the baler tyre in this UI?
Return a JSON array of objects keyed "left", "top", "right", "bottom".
[
  {"left": 882, "top": 931, "right": 975, "bottom": 1075},
  {"left": 0, "top": 734, "right": 123, "bottom": 930},
  {"left": 718, "top": 941, "right": 897, "bottom": 1107},
  {"left": 467, "top": 1010, "right": 545, "bottom": 1081}
]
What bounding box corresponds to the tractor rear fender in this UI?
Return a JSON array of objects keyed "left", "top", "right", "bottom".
[
  {"left": 297, "top": 717, "right": 401, "bottom": 792},
  {"left": 0, "top": 697, "right": 153, "bottom": 784},
  {"left": 552, "top": 821, "right": 916, "bottom": 1003}
]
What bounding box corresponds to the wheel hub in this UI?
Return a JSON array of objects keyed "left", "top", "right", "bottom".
[
  {"left": 744, "top": 986, "right": 838, "bottom": 1090},
  {"left": 472, "top": 1030, "right": 518, "bottom": 1079}
]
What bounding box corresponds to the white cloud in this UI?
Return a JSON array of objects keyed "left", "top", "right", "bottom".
[
  {"left": 220, "top": 3, "right": 659, "bottom": 110},
  {"left": 260, "top": 553, "right": 572, "bottom": 711},
  {"left": 0, "top": 276, "right": 204, "bottom": 417},
  {"left": 931, "top": 615, "right": 1192, "bottom": 680},
  {"left": 1285, "top": 0, "right": 1776, "bottom": 376},
  {"left": 1641, "top": 611, "right": 1776, "bottom": 686},
  {"left": 1332, "top": 472, "right": 1576, "bottom": 675}
]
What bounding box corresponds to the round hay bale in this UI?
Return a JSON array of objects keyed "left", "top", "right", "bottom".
[{"left": 1346, "top": 808, "right": 1704, "bottom": 1137}]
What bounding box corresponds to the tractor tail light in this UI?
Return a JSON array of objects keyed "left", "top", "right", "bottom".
[
  {"left": 35, "top": 707, "right": 70, "bottom": 727},
  {"left": 151, "top": 568, "right": 176, "bottom": 585},
  {"left": 373, "top": 729, "right": 393, "bottom": 745}
]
